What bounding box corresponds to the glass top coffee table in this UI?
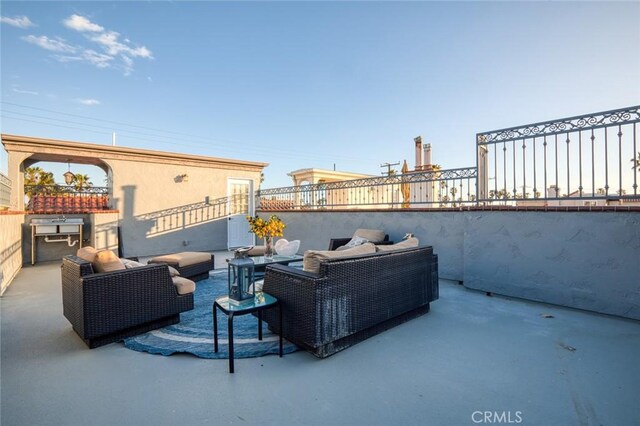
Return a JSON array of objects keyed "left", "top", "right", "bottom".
[
  {"left": 228, "top": 254, "right": 303, "bottom": 266},
  {"left": 227, "top": 254, "right": 303, "bottom": 275}
]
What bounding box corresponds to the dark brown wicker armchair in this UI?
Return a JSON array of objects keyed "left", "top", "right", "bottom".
[
  {"left": 261, "top": 246, "right": 438, "bottom": 358},
  {"left": 61, "top": 255, "right": 194, "bottom": 348}
]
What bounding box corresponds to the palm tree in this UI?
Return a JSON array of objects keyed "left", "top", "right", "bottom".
[
  {"left": 24, "top": 167, "right": 56, "bottom": 195},
  {"left": 73, "top": 174, "right": 93, "bottom": 191},
  {"left": 24, "top": 166, "right": 43, "bottom": 186}
]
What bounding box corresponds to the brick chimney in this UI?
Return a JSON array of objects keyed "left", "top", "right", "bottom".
[{"left": 414, "top": 136, "right": 423, "bottom": 171}]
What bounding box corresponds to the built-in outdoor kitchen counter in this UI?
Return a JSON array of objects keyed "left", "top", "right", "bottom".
[{"left": 29, "top": 217, "right": 84, "bottom": 265}]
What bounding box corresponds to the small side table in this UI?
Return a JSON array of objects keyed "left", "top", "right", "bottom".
[{"left": 213, "top": 291, "right": 283, "bottom": 373}]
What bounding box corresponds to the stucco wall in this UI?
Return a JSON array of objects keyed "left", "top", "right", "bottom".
[
  {"left": 1, "top": 212, "right": 24, "bottom": 295},
  {"left": 2, "top": 135, "right": 266, "bottom": 258},
  {"left": 91, "top": 211, "right": 120, "bottom": 252},
  {"left": 463, "top": 212, "right": 640, "bottom": 320},
  {"left": 109, "top": 159, "right": 259, "bottom": 257},
  {"left": 267, "top": 210, "right": 640, "bottom": 320}
]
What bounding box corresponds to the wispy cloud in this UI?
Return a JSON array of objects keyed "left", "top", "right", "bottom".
[
  {"left": 76, "top": 98, "right": 101, "bottom": 106},
  {"left": 63, "top": 14, "right": 103, "bottom": 33},
  {"left": 22, "top": 35, "right": 76, "bottom": 53},
  {"left": 90, "top": 31, "right": 153, "bottom": 59},
  {"left": 1, "top": 15, "right": 35, "bottom": 29},
  {"left": 12, "top": 86, "right": 39, "bottom": 96},
  {"left": 65, "top": 14, "right": 153, "bottom": 74},
  {"left": 54, "top": 49, "right": 113, "bottom": 69},
  {"left": 20, "top": 14, "right": 152, "bottom": 75}
]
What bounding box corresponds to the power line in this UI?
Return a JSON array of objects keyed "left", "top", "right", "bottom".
[
  {"left": 380, "top": 161, "right": 400, "bottom": 176},
  {"left": 1, "top": 112, "right": 377, "bottom": 164},
  {"left": 1, "top": 101, "right": 238, "bottom": 145},
  {"left": 0, "top": 115, "right": 112, "bottom": 136},
  {"left": 1, "top": 102, "right": 388, "bottom": 164}
]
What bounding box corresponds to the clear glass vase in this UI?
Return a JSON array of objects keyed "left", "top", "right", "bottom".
[{"left": 264, "top": 236, "right": 274, "bottom": 260}]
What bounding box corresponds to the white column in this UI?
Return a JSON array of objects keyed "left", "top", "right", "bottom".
[
  {"left": 414, "top": 136, "right": 423, "bottom": 171},
  {"left": 424, "top": 143, "right": 432, "bottom": 168}
]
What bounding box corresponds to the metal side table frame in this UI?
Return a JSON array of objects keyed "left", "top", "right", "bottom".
[{"left": 213, "top": 292, "right": 283, "bottom": 373}]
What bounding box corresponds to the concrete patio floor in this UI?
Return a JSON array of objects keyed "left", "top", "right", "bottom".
[{"left": 2, "top": 257, "right": 639, "bottom": 426}]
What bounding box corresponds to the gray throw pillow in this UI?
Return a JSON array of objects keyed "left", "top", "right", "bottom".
[{"left": 336, "top": 235, "right": 369, "bottom": 251}]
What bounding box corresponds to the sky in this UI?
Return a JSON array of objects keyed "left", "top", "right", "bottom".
[{"left": 1, "top": 1, "right": 639, "bottom": 188}]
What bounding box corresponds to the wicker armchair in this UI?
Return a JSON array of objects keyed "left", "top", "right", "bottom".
[
  {"left": 261, "top": 246, "right": 438, "bottom": 358},
  {"left": 61, "top": 255, "right": 194, "bottom": 348}
]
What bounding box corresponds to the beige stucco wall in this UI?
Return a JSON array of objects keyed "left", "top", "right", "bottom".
[
  {"left": 1, "top": 213, "right": 24, "bottom": 295},
  {"left": 2, "top": 135, "right": 267, "bottom": 258},
  {"left": 109, "top": 158, "right": 261, "bottom": 256},
  {"left": 91, "top": 211, "right": 120, "bottom": 252},
  {"left": 6, "top": 151, "right": 29, "bottom": 210}
]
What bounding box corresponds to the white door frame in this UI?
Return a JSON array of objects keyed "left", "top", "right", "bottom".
[{"left": 227, "top": 178, "right": 255, "bottom": 249}]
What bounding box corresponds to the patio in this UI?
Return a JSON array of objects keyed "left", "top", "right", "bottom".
[{"left": 2, "top": 255, "right": 639, "bottom": 425}]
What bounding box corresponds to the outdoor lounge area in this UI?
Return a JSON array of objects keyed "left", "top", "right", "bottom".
[
  {"left": 2, "top": 256, "right": 639, "bottom": 425},
  {"left": 1, "top": 2, "right": 639, "bottom": 422},
  {"left": 1, "top": 107, "right": 640, "bottom": 424}
]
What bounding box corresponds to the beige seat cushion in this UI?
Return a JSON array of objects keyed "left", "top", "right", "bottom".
[
  {"left": 353, "top": 228, "right": 385, "bottom": 243},
  {"left": 93, "top": 249, "right": 126, "bottom": 273},
  {"left": 149, "top": 252, "right": 211, "bottom": 267},
  {"left": 303, "top": 243, "right": 376, "bottom": 274},
  {"left": 172, "top": 276, "right": 196, "bottom": 295},
  {"left": 376, "top": 237, "right": 419, "bottom": 252},
  {"left": 76, "top": 246, "right": 98, "bottom": 263}
]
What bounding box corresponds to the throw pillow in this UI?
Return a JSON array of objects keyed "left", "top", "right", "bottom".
[
  {"left": 172, "top": 276, "right": 196, "bottom": 295},
  {"left": 303, "top": 242, "right": 376, "bottom": 274},
  {"left": 120, "top": 258, "right": 145, "bottom": 269},
  {"left": 166, "top": 265, "right": 180, "bottom": 277},
  {"left": 76, "top": 246, "right": 98, "bottom": 263},
  {"left": 275, "top": 239, "right": 301, "bottom": 256},
  {"left": 336, "top": 235, "right": 369, "bottom": 251},
  {"left": 93, "top": 249, "right": 126, "bottom": 273},
  {"left": 376, "top": 237, "right": 419, "bottom": 252},
  {"left": 353, "top": 228, "right": 385, "bottom": 243}
]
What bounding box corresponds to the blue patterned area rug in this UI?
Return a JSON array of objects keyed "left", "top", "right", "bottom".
[{"left": 123, "top": 271, "right": 299, "bottom": 359}]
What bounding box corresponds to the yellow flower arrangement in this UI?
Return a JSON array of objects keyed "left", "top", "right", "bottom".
[{"left": 246, "top": 214, "right": 286, "bottom": 239}]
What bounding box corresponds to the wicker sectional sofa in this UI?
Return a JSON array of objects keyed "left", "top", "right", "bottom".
[
  {"left": 261, "top": 246, "right": 439, "bottom": 358},
  {"left": 61, "top": 255, "right": 194, "bottom": 348}
]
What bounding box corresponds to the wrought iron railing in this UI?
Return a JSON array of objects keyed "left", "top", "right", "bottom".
[
  {"left": 257, "top": 167, "right": 478, "bottom": 210},
  {"left": 0, "top": 173, "right": 11, "bottom": 209},
  {"left": 24, "top": 185, "right": 110, "bottom": 213},
  {"left": 476, "top": 106, "right": 640, "bottom": 206}
]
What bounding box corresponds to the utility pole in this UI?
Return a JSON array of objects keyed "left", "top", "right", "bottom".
[
  {"left": 380, "top": 162, "right": 400, "bottom": 176},
  {"left": 112, "top": 132, "right": 116, "bottom": 146}
]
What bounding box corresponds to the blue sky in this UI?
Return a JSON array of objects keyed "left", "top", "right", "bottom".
[{"left": 1, "top": 1, "right": 639, "bottom": 188}]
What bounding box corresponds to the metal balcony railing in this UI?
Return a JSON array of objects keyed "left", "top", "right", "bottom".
[
  {"left": 476, "top": 105, "right": 640, "bottom": 206},
  {"left": 257, "top": 167, "right": 478, "bottom": 210}
]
